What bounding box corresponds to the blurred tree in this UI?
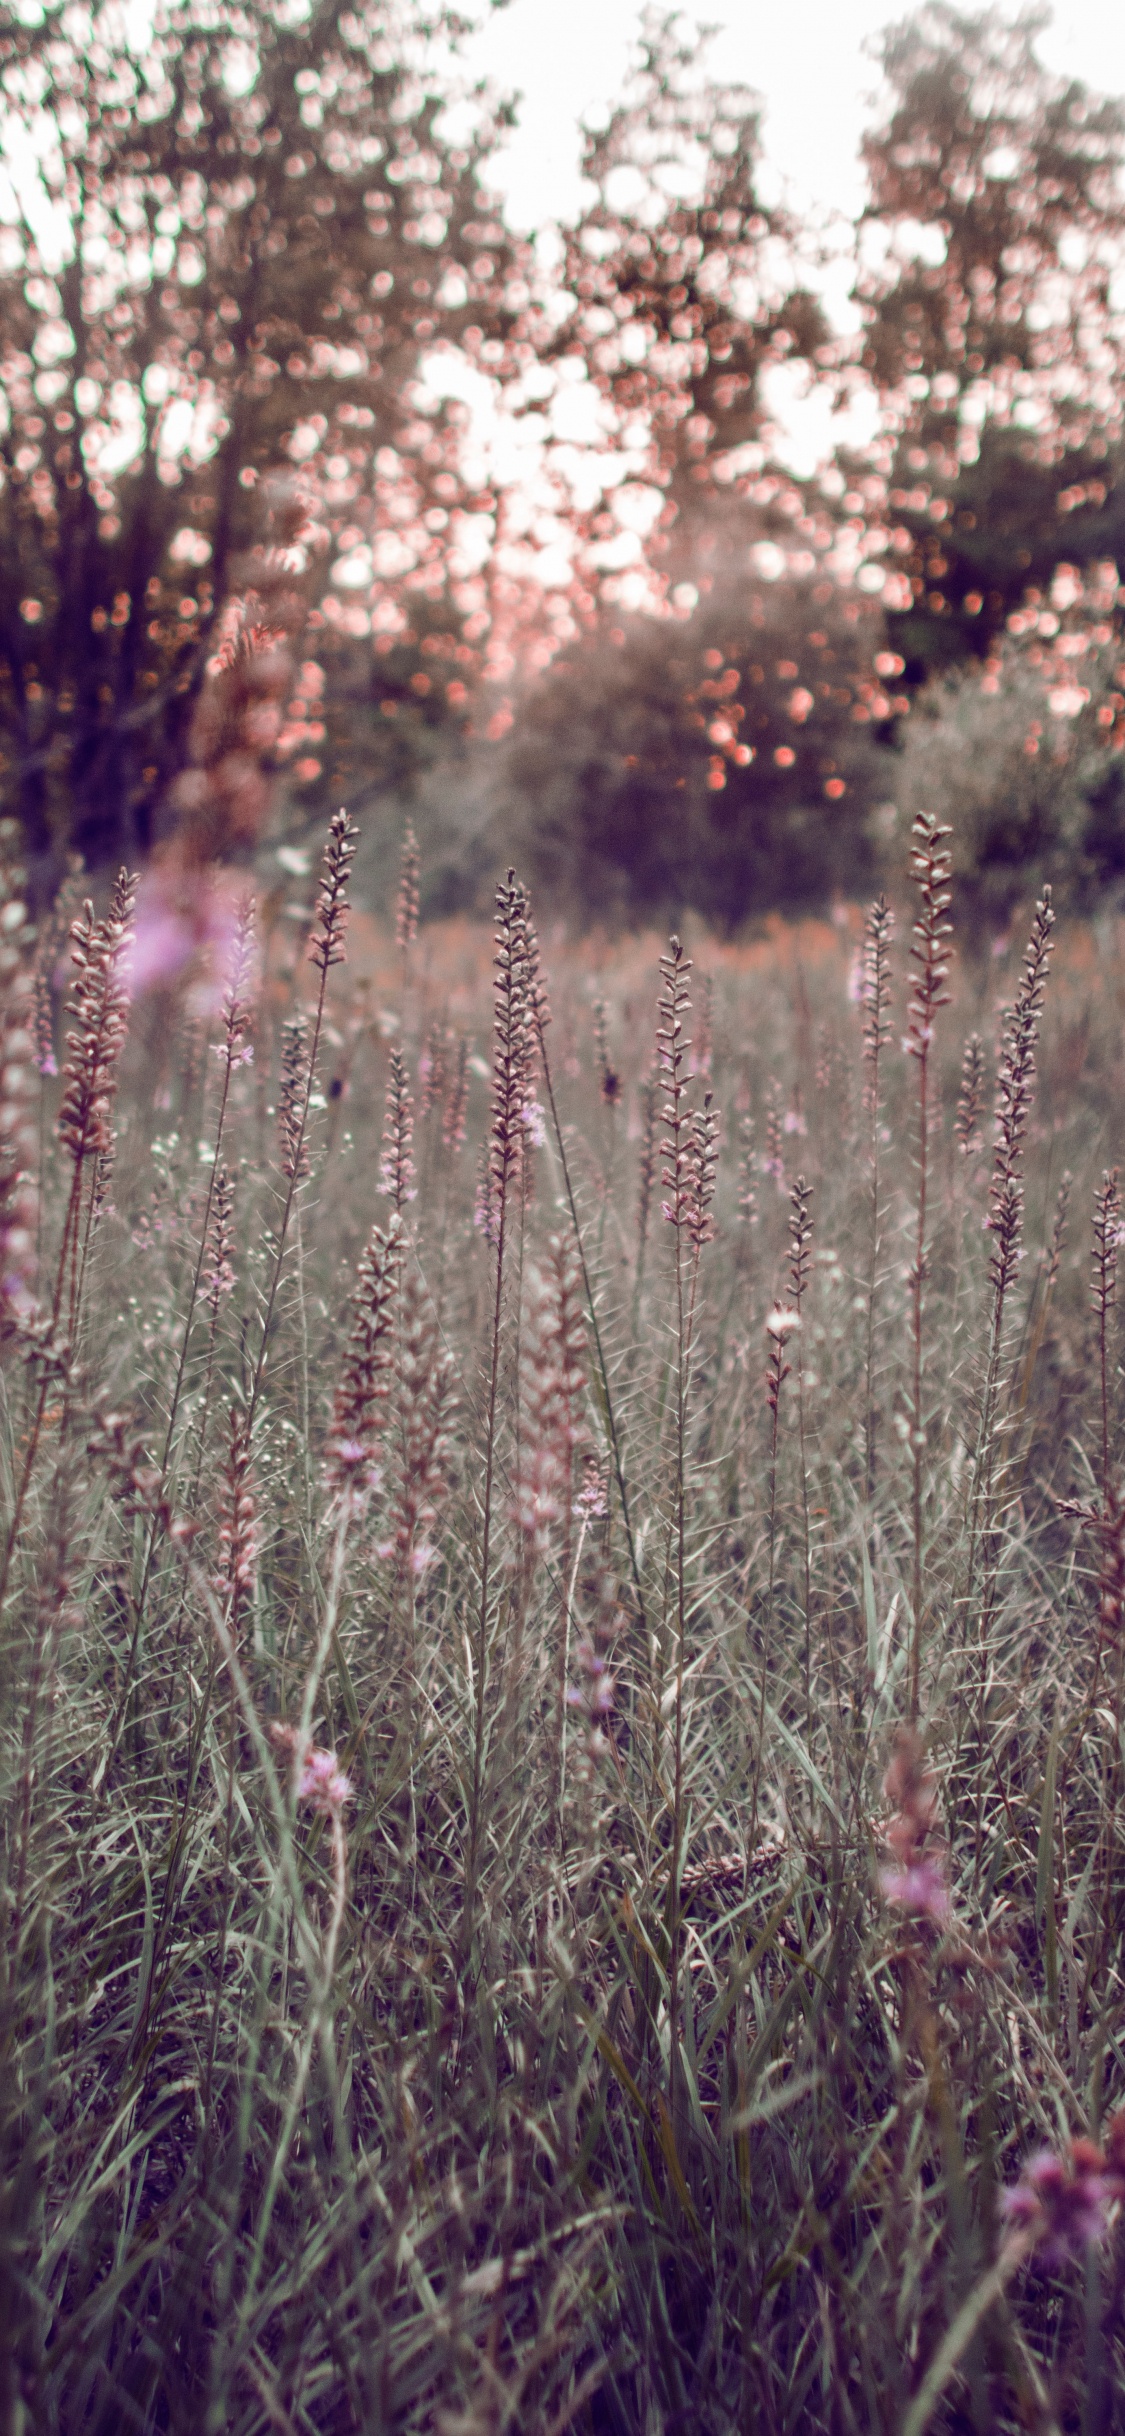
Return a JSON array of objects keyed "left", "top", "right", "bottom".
[
  {"left": 854, "top": 3, "right": 1125, "bottom": 676},
  {"left": 0, "top": 0, "right": 514, "bottom": 886},
  {"left": 503, "top": 560, "right": 892, "bottom": 929},
  {"left": 533, "top": 11, "right": 829, "bottom": 592}
]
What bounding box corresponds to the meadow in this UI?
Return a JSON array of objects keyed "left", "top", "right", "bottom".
[{"left": 4, "top": 808, "right": 1125, "bottom": 2434}]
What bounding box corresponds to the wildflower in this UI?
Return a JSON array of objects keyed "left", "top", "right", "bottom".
[
  {"left": 565, "top": 1631, "right": 619, "bottom": 1763},
  {"left": 861, "top": 893, "right": 894, "bottom": 1101},
  {"left": 879, "top": 1856, "right": 950, "bottom": 1924},
  {"left": 395, "top": 820, "right": 419, "bottom": 956},
  {"left": 513, "top": 1239, "right": 587, "bottom": 1560},
  {"left": 1001, "top": 2140, "right": 1113, "bottom": 2265},
  {"left": 686, "top": 1090, "right": 719, "bottom": 1250},
  {"left": 442, "top": 1035, "right": 470, "bottom": 1153},
  {"left": 577, "top": 1451, "right": 609, "bottom": 1517},
  {"left": 214, "top": 1403, "right": 258, "bottom": 1626},
  {"left": 658, "top": 934, "right": 697, "bottom": 1234},
  {"left": 0, "top": 835, "right": 39, "bottom": 1325},
  {"left": 271, "top": 1721, "right": 353, "bottom": 1814},
  {"left": 297, "top": 1746, "right": 353, "bottom": 1814},
  {"left": 521, "top": 1097, "right": 547, "bottom": 1150},
  {"left": 379, "top": 1045, "right": 417, "bottom": 1210},
  {"left": 985, "top": 891, "right": 1054, "bottom": 1303},
  {"left": 326, "top": 1213, "right": 403, "bottom": 1501},
  {"left": 308, "top": 806, "right": 358, "bottom": 976},
  {"left": 954, "top": 1033, "right": 986, "bottom": 1157},
  {"left": 57, "top": 870, "right": 137, "bottom": 1171},
  {"left": 482, "top": 872, "right": 538, "bottom": 1242},
  {"left": 277, "top": 1011, "right": 312, "bottom": 1182},
  {"left": 765, "top": 1304, "right": 800, "bottom": 1339},
  {"left": 387, "top": 1265, "right": 456, "bottom": 1589},
  {"left": 203, "top": 1164, "right": 236, "bottom": 1316},
  {"left": 878, "top": 1726, "right": 950, "bottom": 1926},
  {"left": 418, "top": 1018, "right": 449, "bottom": 1117}
]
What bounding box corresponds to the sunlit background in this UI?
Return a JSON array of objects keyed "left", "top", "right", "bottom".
[{"left": 463, "top": 0, "right": 1125, "bottom": 469}]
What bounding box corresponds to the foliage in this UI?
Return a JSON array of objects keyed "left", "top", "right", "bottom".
[
  {"left": 855, "top": 4, "right": 1125, "bottom": 676},
  {"left": 501, "top": 562, "right": 896, "bottom": 926},
  {"left": 0, "top": 0, "right": 514, "bottom": 876},
  {"left": 534, "top": 12, "right": 828, "bottom": 576},
  {"left": 8, "top": 2, "right": 1125, "bottom": 928},
  {"left": 4, "top": 822, "right": 1125, "bottom": 2428},
  {"left": 890, "top": 620, "right": 1125, "bottom": 931}
]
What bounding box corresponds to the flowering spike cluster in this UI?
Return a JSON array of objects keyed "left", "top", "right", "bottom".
[
  {"left": 308, "top": 808, "right": 357, "bottom": 976},
  {"left": 658, "top": 934, "right": 694, "bottom": 1231},
  {"left": 765, "top": 1302, "right": 799, "bottom": 1418},
  {"left": 736, "top": 1112, "right": 758, "bottom": 1230},
  {"left": 326, "top": 1212, "right": 403, "bottom": 1499},
  {"left": 905, "top": 808, "right": 949, "bottom": 1057},
  {"left": 878, "top": 1727, "right": 949, "bottom": 1923},
  {"left": 485, "top": 872, "right": 539, "bottom": 1243},
  {"left": 472, "top": 1143, "right": 494, "bottom": 1245},
  {"left": 215, "top": 1403, "right": 258, "bottom": 1624},
  {"left": 987, "top": 891, "right": 1054, "bottom": 1302},
  {"left": 277, "top": 1012, "right": 312, "bottom": 1182},
  {"left": 1091, "top": 1167, "right": 1121, "bottom": 1330},
  {"left": 0, "top": 828, "right": 40, "bottom": 1326},
  {"left": 31, "top": 855, "right": 84, "bottom": 1082},
  {"left": 390, "top": 1269, "right": 456, "bottom": 1585},
  {"left": 905, "top": 813, "right": 953, "bottom": 1065},
  {"left": 787, "top": 1174, "right": 814, "bottom": 1310},
  {"left": 1046, "top": 1170, "right": 1072, "bottom": 1296},
  {"left": 635, "top": 1070, "right": 658, "bottom": 1253},
  {"left": 56, "top": 868, "right": 137, "bottom": 1171},
  {"left": 270, "top": 1722, "right": 352, "bottom": 1815},
  {"left": 954, "top": 1033, "right": 986, "bottom": 1156},
  {"left": 418, "top": 1018, "right": 449, "bottom": 1119},
  {"left": 204, "top": 1164, "right": 236, "bottom": 1320},
  {"left": 578, "top": 1450, "right": 609, "bottom": 1517},
  {"left": 442, "top": 1035, "right": 470, "bottom": 1153},
  {"left": 523, "top": 899, "right": 551, "bottom": 1042},
  {"left": 763, "top": 1083, "right": 784, "bottom": 1189},
  {"left": 219, "top": 896, "right": 257, "bottom": 1068},
  {"left": 379, "top": 1046, "right": 417, "bottom": 1213},
  {"left": 88, "top": 1406, "right": 173, "bottom": 1534},
  {"left": 395, "top": 820, "right": 419, "bottom": 955},
  {"left": 692, "top": 971, "right": 713, "bottom": 1079},
  {"left": 33, "top": 963, "right": 57, "bottom": 1080},
  {"left": 1001, "top": 2120, "right": 1125, "bottom": 2265},
  {"left": 686, "top": 1089, "right": 719, "bottom": 1250},
  {"left": 514, "top": 1235, "right": 588, "bottom": 1558},
  {"left": 565, "top": 1631, "right": 618, "bottom": 1767},
  {"left": 592, "top": 999, "right": 618, "bottom": 1103},
  {"left": 298, "top": 1746, "right": 353, "bottom": 1812},
  {"left": 1061, "top": 1443, "right": 1125, "bottom": 1658},
  {"left": 862, "top": 893, "right": 893, "bottom": 1109}
]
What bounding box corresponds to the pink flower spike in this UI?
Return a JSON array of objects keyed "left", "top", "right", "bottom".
[
  {"left": 296, "top": 1745, "right": 353, "bottom": 1813},
  {"left": 879, "top": 1859, "right": 950, "bottom": 1922},
  {"left": 1001, "top": 2140, "right": 1111, "bottom": 2265}
]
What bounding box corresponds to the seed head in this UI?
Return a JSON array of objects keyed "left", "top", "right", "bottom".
[{"left": 308, "top": 808, "right": 357, "bottom": 975}]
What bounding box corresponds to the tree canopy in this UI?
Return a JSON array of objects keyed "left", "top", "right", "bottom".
[
  {"left": 5, "top": 1, "right": 1125, "bottom": 924},
  {"left": 0, "top": 0, "right": 515, "bottom": 878}
]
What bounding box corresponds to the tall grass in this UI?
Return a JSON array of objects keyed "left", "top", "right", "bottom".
[{"left": 3, "top": 811, "right": 1125, "bottom": 2433}]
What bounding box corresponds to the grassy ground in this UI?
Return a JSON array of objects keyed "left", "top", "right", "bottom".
[{"left": 3, "top": 812, "right": 1125, "bottom": 2433}]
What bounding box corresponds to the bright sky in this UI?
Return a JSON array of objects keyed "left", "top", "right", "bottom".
[{"left": 462, "top": 0, "right": 1125, "bottom": 470}]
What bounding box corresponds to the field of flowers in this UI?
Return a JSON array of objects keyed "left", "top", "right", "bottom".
[{"left": 3, "top": 812, "right": 1125, "bottom": 2433}]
